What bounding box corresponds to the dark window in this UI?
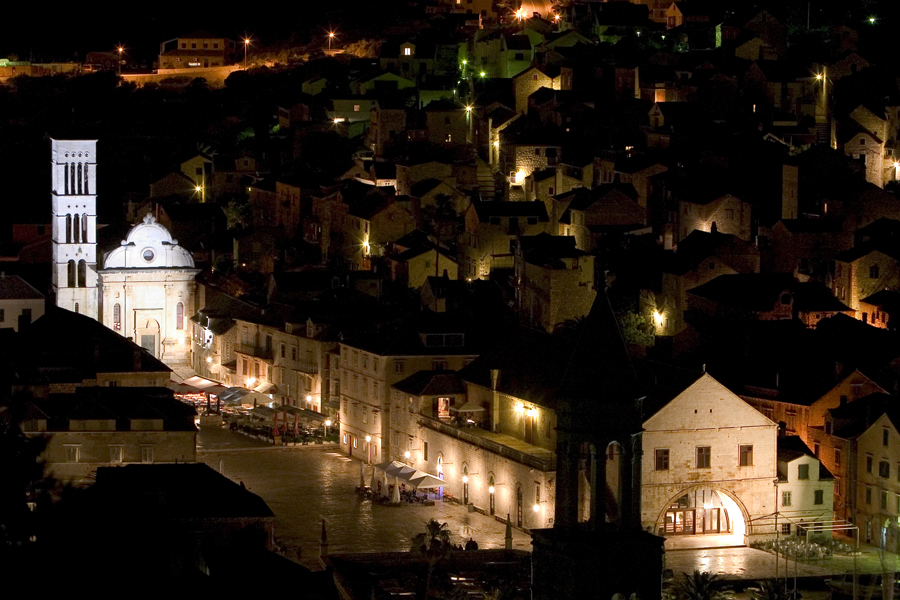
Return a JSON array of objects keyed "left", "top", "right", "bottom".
[
  {"left": 867, "top": 455, "right": 873, "bottom": 473},
  {"left": 424, "top": 442, "right": 428, "bottom": 461},
  {"left": 708, "top": 261, "right": 715, "bottom": 270},
  {"left": 798, "top": 464, "right": 809, "bottom": 480},
  {"left": 77, "top": 260, "right": 86, "bottom": 288},
  {"left": 176, "top": 302, "right": 184, "bottom": 330},
  {"left": 885, "top": 429, "right": 890, "bottom": 447},
  {"left": 882, "top": 491, "right": 889, "bottom": 510},
  {"left": 866, "top": 488, "right": 872, "bottom": 504},
  {"left": 780, "top": 293, "right": 791, "bottom": 305},
  {"left": 814, "top": 443, "right": 820, "bottom": 456},
  {"left": 696, "top": 446, "right": 711, "bottom": 468},
  {"left": 739, "top": 445, "right": 753, "bottom": 466},
  {"left": 870, "top": 265, "right": 880, "bottom": 279},
  {"left": 655, "top": 449, "right": 669, "bottom": 470},
  {"left": 113, "top": 303, "right": 121, "bottom": 330},
  {"left": 782, "top": 491, "right": 791, "bottom": 507},
  {"left": 782, "top": 523, "right": 791, "bottom": 534},
  {"left": 835, "top": 448, "right": 841, "bottom": 467},
  {"left": 814, "top": 490, "right": 824, "bottom": 505},
  {"left": 880, "top": 461, "right": 890, "bottom": 478}
]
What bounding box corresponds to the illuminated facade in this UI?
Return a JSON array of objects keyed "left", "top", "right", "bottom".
[
  {"left": 51, "top": 138, "right": 100, "bottom": 319},
  {"left": 99, "top": 214, "right": 199, "bottom": 365}
]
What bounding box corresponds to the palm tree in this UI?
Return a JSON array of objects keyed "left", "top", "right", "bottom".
[
  {"left": 410, "top": 519, "right": 452, "bottom": 599},
  {"left": 746, "top": 580, "right": 792, "bottom": 600},
  {"left": 674, "top": 571, "right": 727, "bottom": 600}
]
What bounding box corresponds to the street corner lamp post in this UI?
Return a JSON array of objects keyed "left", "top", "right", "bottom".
[
  {"left": 328, "top": 31, "right": 336, "bottom": 51},
  {"left": 366, "top": 434, "right": 372, "bottom": 464},
  {"left": 243, "top": 37, "right": 251, "bottom": 69},
  {"left": 117, "top": 46, "right": 125, "bottom": 75},
  {"left": 324, "top": 419, "right": 331, "bottom": 438}
]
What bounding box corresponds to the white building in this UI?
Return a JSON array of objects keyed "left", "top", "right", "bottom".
[
  {"left": 776, "top": 435, "right": 834, "bottom": 538},
  {"left": 99, "top": 214, "right": 199, "bottom": 364},
  {"left": 642, "top": 373, "right": 779, "bottom": 543},
  {"left": 51, "top": 139, "right": 99, "bottom": 318},
  {"left": 0, "top": 274, "right": 44, "bottom": 331},
  {"left": 50, "top": 139, "right": 200, "bottom": 365}
]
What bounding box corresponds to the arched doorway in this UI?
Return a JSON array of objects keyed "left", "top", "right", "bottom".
[
  {"left": 516, "top": 484, "right": 523, "bottom": 527},
  {"left": 137, "top": 318, "right": 161, "bottom": 358},
  {"left": 655, "top": 486, "right": 749, "bottom": 542}
]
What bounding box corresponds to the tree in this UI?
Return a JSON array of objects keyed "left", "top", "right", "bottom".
[
  {"left": 673, "top": 571, "right": 727, "bottom": 600},
  {"left": 410, "top": 519, "right": 453, "bottom": 599},
  {"left": 746, "top": 580, "right": 792, "bottom": 600}
]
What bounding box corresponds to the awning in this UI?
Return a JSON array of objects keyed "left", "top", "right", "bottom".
[
  {"left": 182, "top": 375, "right": 221, "bottom": 390},
  {"left": 205, "top": 384, "right": 229, "bottom": 395},
  {"left": 250, "top": 406, "right": 279, "bottom": 420},
  {"left": 254, "top": 382, "right": 276, "bottom": 394},
  {"left": 276, "top": 405, "right": 305, "bottom": 417},
  {"left": 170, "top": 382, "right": 202, "bottom": 394}
]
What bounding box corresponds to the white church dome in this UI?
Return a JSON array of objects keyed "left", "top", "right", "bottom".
[{"left": 103, "top": 214, "right": 195, "bottom": 269}]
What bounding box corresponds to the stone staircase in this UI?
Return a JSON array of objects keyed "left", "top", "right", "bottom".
[{"left": 477, "top": 157, "right": 500, "bottom": 201}]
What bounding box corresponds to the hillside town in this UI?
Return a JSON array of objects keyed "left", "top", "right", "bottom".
[{"left": 5, "top": 0, "right": 900, "bottom": 597}]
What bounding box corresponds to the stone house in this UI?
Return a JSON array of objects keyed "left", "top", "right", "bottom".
[
  {"left": 524, "top": 165, "right": 586, "bottom": 226},
  {"left": 378, "top": 40, "right": 436, "bottom": 81},
  {"left": 645, "top": 231, "right": 760, "bottom": 337},
  {"left": 157, "top": 31, "right": 236, "bottom": 70},
  {"left": 461, "top": 201, "right": 549, "bottom": 279},
  {"left": 807, "top": 395, "right": 900, "bottom": 548},
  {"left": 338, "top": 318, "right": 480, "bottom": 466},
  {"left": 391, "top": 245, "right": 459, "bottom": 289},
  {"left": 512, "top": 65, "right": 574, "bottom": 115},
  {"left": 838, "top": 103, "right": 900, "bottom": 189},
  {"left": 611, "top": 158, "right": 667, "bottom": 214},
  {"left": 248, "top": 179, "right": 278, "bottom": 228},
  {"left": 343, "top": 193, "right": 419, "bottom": 270},
  {"left": 678, "top": 193, "right": 752, "bottom": 242},
  {"left": 275, "top": 178, "right": 306, "bottom": 239},
  {"left": 21, "top": 387, "right": 196, "bottom": 483},
  {"left": 859, "top": 290, "right": 900, "bottom": 330},
  {"left": 425, "top": 100, "right": 470, "bottom": 146},
  {"left": 352, "top": 70, "right": 417, "bottom": 96},
  {"left": 833, "top": 244, "right": 900, "bottom": 315},
  {"left": 368, "top": 104, "right": 409, "bottom": 157},
  {"left": 557, "top": 184, "right": 646, "bottom": 251},
  {"left": 395, "top": 160, "right": 454, "bottom": 196},
  {"left": 514, "top": 234, "right": 595, "bottom": 333},
  {"left": 642, "top": 373, "right": 778, "bottom": 541}
]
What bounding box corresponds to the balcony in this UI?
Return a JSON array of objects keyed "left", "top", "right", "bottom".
[
  {"left": 418, "top": 415, "right": 555, "bottom": 472},
  {"left": 238, "top": 344, "right": 274, "bottom": 361}
]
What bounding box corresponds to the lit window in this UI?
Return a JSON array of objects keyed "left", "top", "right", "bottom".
[
  {"left": 65, "top": 446, "right": 80, "bottom": 463},
  {"left": 404, "top": 47, "right": 412, "bottom": 56}
]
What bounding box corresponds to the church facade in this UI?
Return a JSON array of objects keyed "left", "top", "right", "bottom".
[{"left": 51, "top": 139, "right": 199, "bottom": 366}]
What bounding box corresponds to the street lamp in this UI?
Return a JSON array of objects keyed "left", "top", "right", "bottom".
[
  {"left": 328, "top": 31, "right": 336, "bottom": 50},
  {"left": 365, "top": 434, "right": 372, "bottom": 464},
  {"left": 324, "top": 419, "right": 332, "bottom": 437},
  {"left": 117, "top": 46, "right": 124, "bottom": 75},
  {"left": 243, "top": 37, "right": 251, "bottom": 69}
]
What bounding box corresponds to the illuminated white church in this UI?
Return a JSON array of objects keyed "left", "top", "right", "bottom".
[{"left": 51, "top": 139, "right": 199, "bottom": 365}]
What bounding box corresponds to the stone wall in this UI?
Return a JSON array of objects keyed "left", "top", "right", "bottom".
[{"left": 121, "top": 65, "right": 242, "bottom": 89}]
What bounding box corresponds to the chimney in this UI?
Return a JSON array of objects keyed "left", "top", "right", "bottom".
[
  {"left": 490, "top": 369, "right": 500, "bottom": 390},
  {"left": 778, "top": 421, "right": 787, "bottom": 437}
]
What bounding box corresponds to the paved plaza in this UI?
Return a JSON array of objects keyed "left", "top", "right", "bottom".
[
  {"left": 197, "top": 425, "right": 532, "bottom": 571},
  {"left": 198, "top": 424, "right": 900, "bottom": 578}
]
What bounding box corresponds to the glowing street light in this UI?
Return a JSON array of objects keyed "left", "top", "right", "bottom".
[
  {"left": 533, "top": 503, "right": 540, "bottom": 513},
  {"left": 465, "top": 105, "right": 473, "bottom": 113},
  {"left": 328, "top": 31, "right": 336, "bottom": 50},
  {"left": 869, "top": 16, "right": 876, "bottom": 24},
  {"left": 479, "top": 71, "right": 486, "bottom": 78},
  {"left": 243, "top": 37, "right": 251, "bottom": 69},
  {"left": 365, "top": 434, "right": 372, "bottom": 464},
  {"left": 117, "top": 46, "right": 125, "bottom": 75},
  {"left": 324, "top": 419, "right": 332, "bottom": 437}
]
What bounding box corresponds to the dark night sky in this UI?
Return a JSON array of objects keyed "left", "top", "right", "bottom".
[{"left": 0, "top": 0, "right": 388, "bottom": 64}]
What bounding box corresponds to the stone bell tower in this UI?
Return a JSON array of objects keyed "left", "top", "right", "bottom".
[{"left": 51, "top": 139, "right": 100, "bottom": 320}]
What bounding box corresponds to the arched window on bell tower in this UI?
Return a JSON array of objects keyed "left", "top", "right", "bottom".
[
  {"left": 70, "top": 163, "right": 76, "bottom": 194},
  {"left": 83, "top": 164, "right": 89, "bottom": 194},
  {"left": 81, "top": 213, "right": 88, "bottom": 243},
  {"left": 73, "top": 214, "right": 80, "bottom": 243},
  {"left": 77, "top": 260, "right": 86, "bottom": 288},
  {"left": 64, "top": 163, "right": 69, "bottom": 195},
  {"left": 65, "top": 214, "right": 72, "bottom": 243},
  {"left": 113, "top": 303, "right": 121, "bottom": 330},
  {"left": 67, "top": 260, "right": 76, "bottom": 288},
  {"left": 176, "top": 302, "right": 184, "bottom": 330},
  {"left": 77, "top": 163, "right": 83, "bottom": 195}
]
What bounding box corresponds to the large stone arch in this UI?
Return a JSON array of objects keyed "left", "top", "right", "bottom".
[{"left": 653, "top": 484, "right": 752, "bottom": 538}]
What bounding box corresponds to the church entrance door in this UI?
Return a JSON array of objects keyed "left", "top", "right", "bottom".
[
  {"left": 137, "top": 317, "right": 161, "bottom": 358},
  {"left": 140, "top": 335, "right": 155, "bottom": 355}
]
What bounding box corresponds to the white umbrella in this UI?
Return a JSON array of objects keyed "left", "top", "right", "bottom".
[
  {"left": 370, "top": 466, "right": 377, "bottom": 492},
  {"left": 392, "top": 474, "right": 401, "bottom": 503},
  {"left": 359, "top": 460, "right": 366, "bottom": 488},
  {"left": 409, "top": 472, "right": 445, "bottom": 489}
]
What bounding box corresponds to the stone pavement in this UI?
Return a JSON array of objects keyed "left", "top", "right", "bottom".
[{"left": 197, "top": 425, "right": 531, "bottom": 571}]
